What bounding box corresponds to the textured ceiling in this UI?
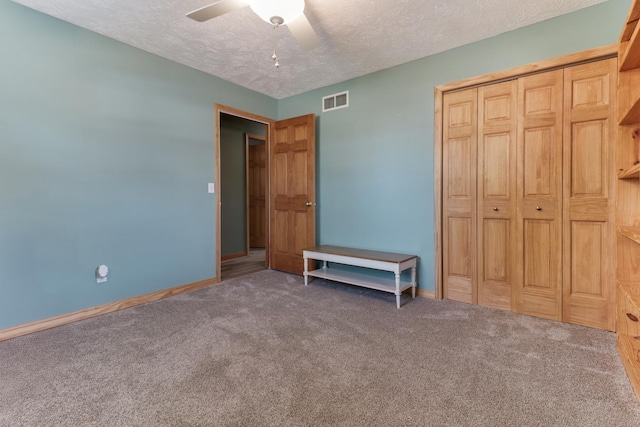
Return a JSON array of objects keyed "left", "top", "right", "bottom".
[{"left": 11, "top": 0, "right": 607, "bottom": 99}]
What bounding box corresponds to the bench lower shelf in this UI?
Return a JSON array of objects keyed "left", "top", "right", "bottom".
[{"left": 306, "top": 268, "right": 414, "bottom": 294}]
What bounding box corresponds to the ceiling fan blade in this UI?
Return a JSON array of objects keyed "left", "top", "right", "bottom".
[
  {"left": 186, "top": 0, "right": 250, "bottom": 22},
  {"left": 287, "top": 14, "right": 321, "bottom": 51}
]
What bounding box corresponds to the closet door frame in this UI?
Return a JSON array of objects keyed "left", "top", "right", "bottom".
[{"left": 434, "top": 44, "right": 617, "bottom": 300}]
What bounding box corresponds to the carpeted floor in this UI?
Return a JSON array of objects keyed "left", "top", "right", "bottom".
[{"left": 1, "top": 270, "right": 639, "bottom": 426}]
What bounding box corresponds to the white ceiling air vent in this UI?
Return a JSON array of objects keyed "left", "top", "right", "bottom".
[{"left": 322, "top": 91, "right": 349, "bottom": 112}]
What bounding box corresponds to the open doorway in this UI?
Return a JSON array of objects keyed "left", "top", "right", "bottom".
[
  {"left": 220, "top": 131, "right": 267, "bottom": 280},
  {"left": 215, "top": 104, "right": 317, "bottom": 280},
  {"left": 217, "top": 107, "right": 271, "bottom": 281}
]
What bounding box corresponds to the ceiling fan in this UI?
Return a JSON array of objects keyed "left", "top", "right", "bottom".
[{"left": 187, "top": 0, "right": 321, "bottom": 51}]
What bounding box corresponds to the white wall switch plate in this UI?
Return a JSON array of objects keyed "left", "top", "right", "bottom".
[{"left": 208, "top": 183, "right": 215, "bottom": 193}]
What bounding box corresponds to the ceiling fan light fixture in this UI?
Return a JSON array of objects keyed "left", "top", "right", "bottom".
[{"left": 249, "top": 0, "right": 305, "bottom": 26}]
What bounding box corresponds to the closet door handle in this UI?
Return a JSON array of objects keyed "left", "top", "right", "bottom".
[
  {"left": 493, "top": 207, "right": 499, "bottom": 211},
  {"left": 536, "top": 206, "right": 542, "bottom": 211},
  {"left": 627, "top": 313, "right": 639, "bottom": 322}
]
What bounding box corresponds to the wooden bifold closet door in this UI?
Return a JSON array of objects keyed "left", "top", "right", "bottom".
[
  {"left": 442, "top": 88, "right": 478, "bottom": 304},
  {"left": 477, "top": 81, "right": 518, "bottom": 311},
  {"left": 562, "top": 59, "right": 616, "bottom": 330},
  {"left": 441, "top": 58, "right": 616, "bottom": 330},
  {"left": 514, "top": 69, "right": 564, "bottom": 321}
]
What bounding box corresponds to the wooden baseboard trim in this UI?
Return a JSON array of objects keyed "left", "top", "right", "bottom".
[
  {"left": 0, "top": 276, "right": 219, "bottom": 342},
  {"left": 417, "top": 288, "right": 436, "bottom": 299},
  {"left": 221, "top": 252, "right": 248, "bottom": 261}
]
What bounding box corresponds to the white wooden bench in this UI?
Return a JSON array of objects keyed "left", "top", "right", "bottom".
[{"left": 303, "top": 245, "right": 418, "bottom": 308}]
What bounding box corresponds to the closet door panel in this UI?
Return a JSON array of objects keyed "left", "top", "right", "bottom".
[
  {"left": 571, "top": 222, "right": 605, "bottom": 295},
  {"left": 483, "top": 134, "right": 510, "bottom": 197},
  {"left": 443, "top": 88, "right": 478, "bottom": 304},
  {"left": 522, "top": 128, "right": 555, "bottom": 197},
  {"left": 515, "top": 70, "right": 564, "bottom": 321},
  {"left": 447, "top": 217, "right": 474, "bottom": 302},
  {"left": 478, "top": 81, "right": 517, "bottom": 310},
  {"left": 563, "top": 58, "right": 616, "bottom": 330},
  {"left": 571, "top": 121, "right": 606, "bottom": 195},
  {"left": 521, "top": 220, "right": 558, "bottom": 318},
  {"left": 447, "top": 138, "right": 473, "bottom": 197},
  {"left": 481, "top": 218, "right": 511, "bottom": 308}
]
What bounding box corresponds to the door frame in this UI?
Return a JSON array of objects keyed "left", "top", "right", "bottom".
[
  {"left": 245, "top": 133, "right": 267, "bottom": 253},
  {"left": 433, "top": 44, "right": 617, "bottom": 300},
  {"left": 215, "top": 104, "right": 273, "bottom": 281}
]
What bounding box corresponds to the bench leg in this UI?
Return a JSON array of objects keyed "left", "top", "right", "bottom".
[
  {"left": 411, "top": 266, "right": 416, "bottom": 299},
  {"left": 395, "top": 273, "right": 401, "bottom": 309},
  {"left": 304, "top": 257, "right": 308, "bottom": 286}
]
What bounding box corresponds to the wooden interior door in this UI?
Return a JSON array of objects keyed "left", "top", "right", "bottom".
[
  {"left": 248, "top": 141, "right": 266, "bottom": 248},
  {"left": 515, "top": 70, "right": 564, "bottom": 321},
  {"left": 269, "top": 114, "right": 316, "bottom": 275},
  {"left": 477, "top": 80, "right": 517, "bottom": 310},
  {"left": 443, "top": 88, "right": 478, "bottom": 304},
  {"left": 562, "top": 58, "right": 617, "bottom": 330}
]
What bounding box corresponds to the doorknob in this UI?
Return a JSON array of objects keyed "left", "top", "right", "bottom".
[
  {"left": 306, "top": 201, "right": 313, "bottom": 207},
  {"left": 536, "top": 206, "right": 542, "bottom": 211}
]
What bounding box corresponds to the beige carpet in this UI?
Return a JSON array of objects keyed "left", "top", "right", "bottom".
[{"left": 1, "top": 270, "right": 639, "bottom": 426}]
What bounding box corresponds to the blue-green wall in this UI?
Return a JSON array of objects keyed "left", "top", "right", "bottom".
[
  {"left": 0, "top": 0, "right": 276, "bottom": 329},
  {"left": 278, "top": 0, "right": 631, "bottom": 293},
  {"left": 0, "top": 0, "right": 631, "bottom": 330}
]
